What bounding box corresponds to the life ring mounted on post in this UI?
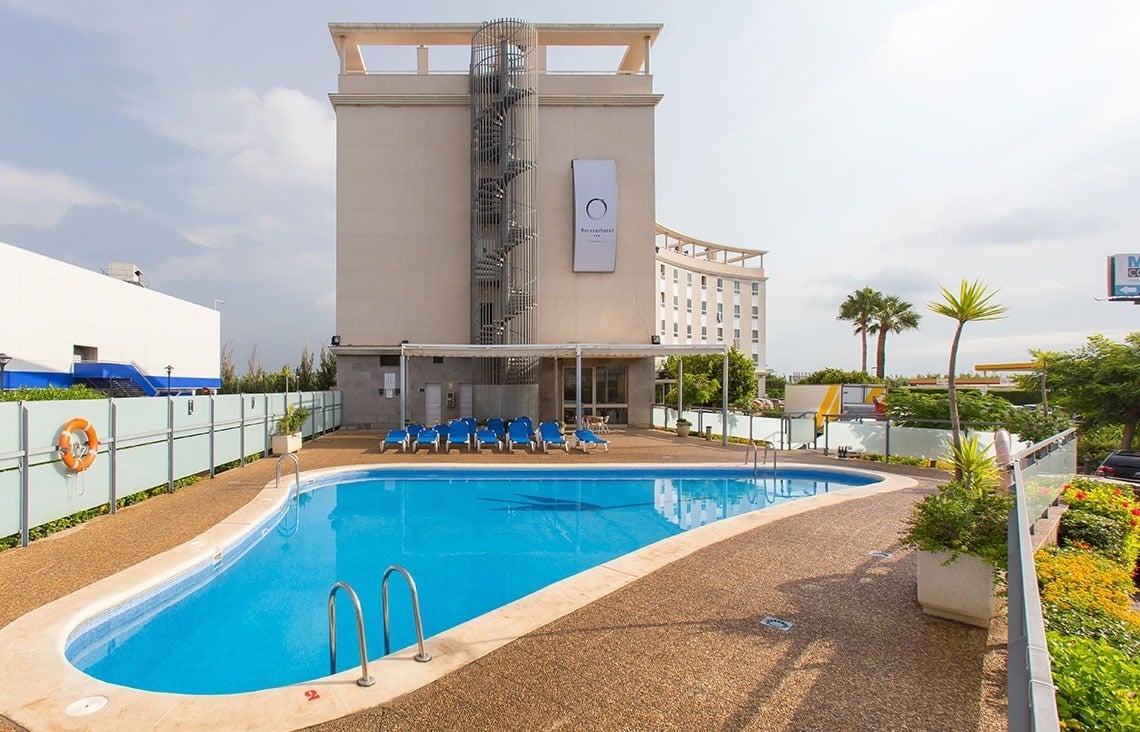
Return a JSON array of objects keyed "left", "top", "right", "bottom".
[{"left": 58, "top": 418, "right": 99, "bottom": 472}]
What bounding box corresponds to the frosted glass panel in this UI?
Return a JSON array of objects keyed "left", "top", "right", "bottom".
[
  {"left": 0, "top": 403, "right": 20, "bottom": 453},
  {"left": 0, "top": 468, "right": 20, "bottom": 536}
]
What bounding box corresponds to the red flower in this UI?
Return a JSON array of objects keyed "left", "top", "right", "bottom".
[
  {"left": 1113, "top": 488, "right": 1122, "bottom": 496},
  {"left": 1132, "top": 508, "right": 1140, "bottom": 516},
  {"left": 1075, "top": 491, "right": 1087, "bottom": 500}
]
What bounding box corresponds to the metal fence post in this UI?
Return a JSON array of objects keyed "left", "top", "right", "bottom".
[
  {"left": 240, "top": 394, "right": 247, "bottom": 466},
  {"left": 19, "top": 403, "right": 30, "bottom": 548},
  {"left": 208, "top": 393, "right": 216, "bottom": 477},
  {"left": 110, "top": 400, "right": 118, "bottom": 514},
  {"left": 167, "top": 394, "right": 175, "bottom": 492}
]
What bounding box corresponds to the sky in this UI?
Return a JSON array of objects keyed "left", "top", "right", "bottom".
[{"left": 1, "top": 0, "right": 1138, "bottom": 378}]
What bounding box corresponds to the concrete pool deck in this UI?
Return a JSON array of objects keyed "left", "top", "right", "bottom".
[{"left": 0, "top": 430, "right": 1007, "bottom": 731}]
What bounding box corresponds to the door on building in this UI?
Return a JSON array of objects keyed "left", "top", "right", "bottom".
[
  {"left": 459, "top": 383, "right": 473, "bottom": 417},
  {"left": 424, "top": 383, "right": 442, "bottom": 426},
  {"left": 562, "top": 365, "right": 628, "bottom": 427}
]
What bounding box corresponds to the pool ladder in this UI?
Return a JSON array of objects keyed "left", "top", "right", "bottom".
[
  {"left": 328, "top": 565, "right": 432, "bottom": 687},
  {"left": 275, "top": 453, "right": 302, "bottom": 537},
  {"left": 744, "top": 440, "right": 776, "bottom": 478}
]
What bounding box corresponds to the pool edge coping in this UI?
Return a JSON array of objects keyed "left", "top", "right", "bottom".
[{"left": 0, "top": 463, "right": 917, "bottom": 731}]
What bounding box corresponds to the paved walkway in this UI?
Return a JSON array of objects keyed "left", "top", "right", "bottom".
[{"left": 0, "top": 430, "right": 1007, "bottom": 731}]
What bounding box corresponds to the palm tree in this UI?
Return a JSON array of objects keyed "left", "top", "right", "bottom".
[
  {"left": 868, "top": 295, "right": 922, "bottom": 378},
  {"left": 837, "top": 287, "right": 883, "bottom": 374},
  {"left": 929, "top": 279, "right": 1007, "bottom": 479}
]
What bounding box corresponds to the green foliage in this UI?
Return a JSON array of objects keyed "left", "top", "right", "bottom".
[
  {"left": 837, "top": 286, "right": 882, "bottom": 374},
  {"left": 275, "top": 404, "right": 311, "bottom": 435},
  {"left": 1002, "top": 407, "right": 1073, "bottom": 444},
  {"left": 219, "top": 343, "right": 336, "bottom": 394},
  {"left": 1037, "top": 334, "right": 1140, "bottom": 451},
  {"left": 795, "top": 367, "right": 882, "bottom": 385},
  {"left": 1048, "top": 632, "right": 1140, "bottom": 730},
  {"left": 927, "top": 279, "right": 1007, "bottom": 477},
  {"left": 1037, "top": 547, "right": 1140, "bottom": 639},
  {"left": 886, "top": 389, "right": 1012, "bottom": 427},
  {"left": 763, "top": 371, "right": 786, "bottom": 399},
  {"left": 1061, "top": 511, "right": 1129, "bottom": 561},
  {"left": 315, "top": 346, "right": 337, "bottom": 391},
  {"left": 0, "top": 384, "right": 105, "bottom": 402},
  {"left": 1077, "top": 424, "right": 1125, "bottom": 472},
  {"left": 659, "top": 349, "right": 758, "bottom": 410},
  {"left": 868, "top": 294, "right": 922, "bottom": 378}
]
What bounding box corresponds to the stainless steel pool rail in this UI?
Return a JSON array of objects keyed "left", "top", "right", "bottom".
[
  {"left": 328, "top": 581, "right": 375, "bottom": 687},
  {"left": 745, "top": 440, "right": 776, "bottom": 478},
  {"left": 382, "top": 565, "right": 432, "bottom": 662},
  {"left": 275, "top": 452, "right": 300, "bottom": 497}
]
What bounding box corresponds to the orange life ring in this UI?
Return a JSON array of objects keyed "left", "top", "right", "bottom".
[{"left": 58, "top": 418, "right": 99, "bottom": 472}]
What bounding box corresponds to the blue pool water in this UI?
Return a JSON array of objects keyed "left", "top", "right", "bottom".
[{"left": 66, "top": 467, "right": 876, "bottom": 694}]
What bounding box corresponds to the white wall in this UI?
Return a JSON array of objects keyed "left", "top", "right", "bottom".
[{"left": 0, "top": 241, "right": 220, "bottom": 380}]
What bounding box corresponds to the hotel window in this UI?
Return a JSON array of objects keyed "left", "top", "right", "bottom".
[
  {"left": 734, "top": 280, "right": 741, "bottom": 294},
  {"left": 752, "top": 281, "right": 759, "bottom": 295},
  {"left": 659, "top": 264, "right": 665, "bottom": 276},
  {"left": 700, "top": 275, "right": 707, "bottom": 288},
  {"left": 752, "top": 306, "right": 759, "bottom": 317},
  {"left": 661, "top": 319, "right": 666, "bottom": 332},
  {"left": 734, "top": 328, "right": 741, "bottom": 338},
  {"left": 686, "top": 298, "right": 692, "bottom": 313},
  {"left": 752, "top": 353, "right": 760, "bottom": 365},
  {"left": 660, "top": 292, "right": 665, "bottom": 303},
  {"left": 673, "top": 323, "right": 679, "bottom": 337},
  {"left": 673, "top": 269, "right": 679, "bottom": 283},
  {"left": 672, "top": 295, "right": 678, "bottom": 307},
  {"left": 716, "top": 278, "right": 723, "bottom": 292},
  {"left": 752, "top": 329, "right": 760, "bottom": 342},
  {"left": 686, "top": 272, "right": 692, "bottom": 285},
  {"left": 716, "top": 302, "right": 723, "bottom": 314},
  {"left": 701, "top": 301, "right": 707, "bottom": 315},
  {"left": 686, "top": 325, "right": 692, "bottom": 338},
  {"left": 701, "top": 326, "right": 707, "bottom": 339},
  {"left": 717, "top": 327, "right": 723, "bottom": 339},
  {"left": 733, "top": 304, "right": 741, "bottom": 317}
]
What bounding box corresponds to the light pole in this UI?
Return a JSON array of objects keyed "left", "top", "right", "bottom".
[
  {"left": 0, "top": 353, "right": 11, "bottom": 392},
  {"left": 213, "top": 299, "right": 225, "bottom": 310},
  {"left": 165, "top": 365, "right": 173, "bottom": 395}
]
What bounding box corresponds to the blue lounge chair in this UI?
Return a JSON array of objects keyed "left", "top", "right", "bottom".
[
  {"left": 507, "top": 420, "right": 535, "bottom": 453},
  {"left": 515, "top": 416, "right": 535, "bottom": 435},
  {"left": 380, "top": 428, "right": 408, "bottom": 453},
  {"left": 486, "top": 418, "right": 506, "bottom": 440},
  {"left": 538, "top": 421, "right": 568, "bottom": 453},
  {"left": 413, "top": 428, "right": 439, "bottom": 453},
  {"left": 407, "top": 423, "right": 424, "bottom": 440},
  {"left": 574, "top": 428, "right": 609, "bottom": 453},
  {"left": 446, "top": 420, "right": 472, "bottom": 452},
  {"left": 461, "top": 417, "right": 478, "bottom": 447},
  {"left": 475, "top": 428, "right": 501, "bottom": 452}
]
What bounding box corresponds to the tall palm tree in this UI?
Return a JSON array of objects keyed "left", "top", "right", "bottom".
[
  {"left": 837, "top": 287, "right": 883, "bottom": 374},
  {"left": 869, "top": 295, "right": 922, "bottom": 378},
  {"left": 929, "top": 279, "right": 1007, "bottom": 479}
]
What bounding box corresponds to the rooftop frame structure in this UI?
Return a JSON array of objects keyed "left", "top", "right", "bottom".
[
  {"left": 329, "top": 23, "right": 662, "bottom": 75},
  {"left": 655, "top": 223, "right": 768, "bottom": 270}
]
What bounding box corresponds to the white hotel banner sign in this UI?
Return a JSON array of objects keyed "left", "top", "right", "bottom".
[
  {"left": 572, "top": 159, "right": 618, "bottom": 272},
  {"left": 1109, "top": 253, "right": 1140, "bottom": 298}
]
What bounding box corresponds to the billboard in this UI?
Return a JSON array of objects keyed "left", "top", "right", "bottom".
[
  {"left": 1107, "top": 254, "right": 1140, "bottom": 298},
  {"left": 572, "top": 159, "right": 618, "bottom": 272}
]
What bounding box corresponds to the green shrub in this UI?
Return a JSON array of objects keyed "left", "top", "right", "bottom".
[
  {"left": 0, "top": 384, "right": 105, "bottom": 402},
  {"left": 1048, "top": 632, "right": 1140, "bottom": 731},
  {"left": 275, "top": 405, "right": 311, "bottom": 435},
  {"left": 1062, "top": 478, "right": 1140, "bottom": 570},
  {"left": 901, "top": 480, "right": 1012, "bottom": 569},
  {"left": 1060, "top": 510, "right": 1129, "bottom": 560}
]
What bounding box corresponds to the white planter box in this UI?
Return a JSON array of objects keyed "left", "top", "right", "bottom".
[
  {"left": 916, "top": 550, "right": 997, "bottom": 628},
  {"left": 271, "top": 432, "right": 303, "bottom": 455}
]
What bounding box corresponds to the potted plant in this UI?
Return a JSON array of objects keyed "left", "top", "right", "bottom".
[
  {"left": 675, "top": 417, "right": 691, "bottom": 437},
  {"left": 272, "top": 404, "right": 311, "bottom": 454},
  {"left": 900, "top": 435, "right": 1012, "bottom": 627}
]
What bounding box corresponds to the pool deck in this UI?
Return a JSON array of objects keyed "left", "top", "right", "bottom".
[{"left": 0, "top": 429, "right": 1007, "bottom": 731}]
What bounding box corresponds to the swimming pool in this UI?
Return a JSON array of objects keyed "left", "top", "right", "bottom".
[{"left": 65, "top": 466, "right": 878, "bottom": 695}]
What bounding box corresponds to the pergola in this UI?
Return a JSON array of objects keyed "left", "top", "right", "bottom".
[{"left": 392, "top": 342, "right": 732, "bottom": 445}]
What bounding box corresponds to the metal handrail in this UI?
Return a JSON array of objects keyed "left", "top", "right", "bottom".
[
  {"left": 328, "top": 582, "right": 375, "bottom": 687},
  {"left": 275, "top": 452, "right": 300, "bottom": 496},
  {"left": 381, "top": 565, "right": 432, "bottom": 662}
]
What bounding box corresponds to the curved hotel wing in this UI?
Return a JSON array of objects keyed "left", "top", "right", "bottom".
[{"left": 328, "top": 20, "right": 766, "bottom": 428}]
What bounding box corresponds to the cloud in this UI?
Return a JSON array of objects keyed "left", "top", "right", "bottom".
[
  {"left": 0, "top": 164, "right": 127, "bottom": 227},
  {"left": 131, "top": 86, "right": 335, "bottom": 190}
]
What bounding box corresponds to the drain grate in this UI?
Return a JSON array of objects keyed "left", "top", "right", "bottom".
[
  {"left": 869, "top": 550, "right": 893, "bottom": 559},
  {"left": 760, "top": 615, "right": 794, "bottom": 632}
]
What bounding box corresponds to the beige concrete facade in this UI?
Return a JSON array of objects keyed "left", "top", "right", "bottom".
[{"left": 328, "top": 22, "right": 664, "bottom": 429}]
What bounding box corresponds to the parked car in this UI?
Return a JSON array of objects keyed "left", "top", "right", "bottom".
[{"left": 1095, "top": 450, "right": 1140, "bottom": 490}]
